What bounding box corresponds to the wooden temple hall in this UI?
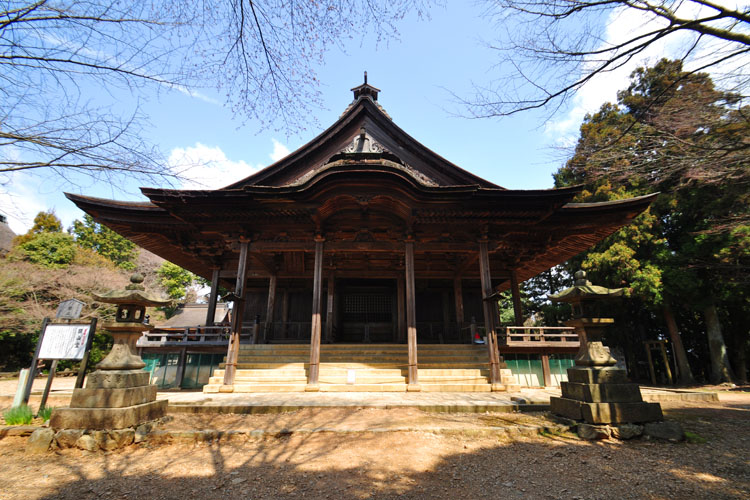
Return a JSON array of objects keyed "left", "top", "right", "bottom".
[{"left": 67, "top": 78, "right": 655, "bottom": 393}]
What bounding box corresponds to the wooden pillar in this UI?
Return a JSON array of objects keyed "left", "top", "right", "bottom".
[
  {"left": 325, "top": 272, "right": 335, "bottom": 343},
  {"left": 509, "top": 269, "right": 524, "bottom": 326},
  {"left": 222, "top": 240, "right": 249, "bottom": 389},
  {"left": 205, "top": 268, "right": 220, "bottom": 326},
  {"left": 397, "top": 275, "right": 406, "bottom": 343},
  {"left": 453, "top": 277, "right": 464, "bottom": 341},
  {"left": 541, "top": 353, "right": 552, "bottom": 387},
  {"left": 479, "top": 240, "right": 502, "bottom": 387},
  {"left": 405, "top": 239, "right": 420, "bottom": 389},
  {"left": 307, "top": 236, "right": 324, "bottom": 390},
  {"left": 175, "top": 347, "right": 188, "bottom": 389},
  {"left": 260, "top": 274, "right": 277, "bottom": 344}
]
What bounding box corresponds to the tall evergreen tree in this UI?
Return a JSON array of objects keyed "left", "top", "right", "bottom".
[
  {"left": 554, "top": 59, "right": 749, "bottom": 384},
  {"left": 72, "top": 215, "right": 136, "bottom": 270}
]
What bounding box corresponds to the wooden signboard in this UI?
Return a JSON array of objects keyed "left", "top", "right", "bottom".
[{"left": 21, "top": 317, "right": 97, "bottom": 407}]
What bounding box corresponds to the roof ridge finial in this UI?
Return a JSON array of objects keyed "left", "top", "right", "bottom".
[{"left": 351, "top": 73, "right": 380, "bottom": 101}]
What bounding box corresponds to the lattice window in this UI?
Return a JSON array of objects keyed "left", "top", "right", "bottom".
[{"left": 343, "top": 294, "right": 392, "bottom": 323}]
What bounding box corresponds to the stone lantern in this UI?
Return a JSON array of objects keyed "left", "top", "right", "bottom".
[
  {"left": 549, "top": 271, "right": 662, "bottom": 425},
  {"left": 50, "top": 274, "right": 171, "bottom": 430},
  {"left": 552, "top": 270, "right": 624, "bottom": 368}
]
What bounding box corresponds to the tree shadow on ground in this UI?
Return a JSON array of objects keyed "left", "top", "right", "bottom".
[
  {"left": 1, "top": 403, "right": 748, "bottom": 500},
  {"left": 18, "top": 431, "right": 748, "bottom": 500}
]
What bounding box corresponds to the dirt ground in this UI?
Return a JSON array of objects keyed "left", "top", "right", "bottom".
[{"left": 0, "top": 389, "right": 748, "bottom": 499}]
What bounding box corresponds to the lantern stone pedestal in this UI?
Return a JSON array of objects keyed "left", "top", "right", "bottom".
[
  {"left": 549, "top": 272, "right": 663, "bottom": 425},
  {"left": 50, "top": 275, "right": 168, "bottom": 430}
]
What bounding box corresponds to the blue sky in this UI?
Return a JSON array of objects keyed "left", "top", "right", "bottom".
[{"left": 2, "top": 1, "right": 745, "bottom": 234}]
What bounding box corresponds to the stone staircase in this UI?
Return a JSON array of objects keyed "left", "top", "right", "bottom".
[{"left": 203, "top": 344, "right": 519, "bottom": 393}]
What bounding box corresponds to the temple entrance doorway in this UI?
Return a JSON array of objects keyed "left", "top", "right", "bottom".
[{"left": 336, "top": 279, "right": 396, "bottom": 343}]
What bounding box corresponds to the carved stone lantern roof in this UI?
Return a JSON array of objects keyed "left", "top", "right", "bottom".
[
  {"left": 549, "top": 270, "right": 625, "bottom": 303},
  {"left": 92, "top": 273, "right": 171, "bottom": 307}
]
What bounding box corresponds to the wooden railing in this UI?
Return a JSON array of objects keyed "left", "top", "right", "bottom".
[
  {"left": 137, "top": 321, "right": 314, "bottom": 347},
  {"left": 505, "top": 326, "right": 579, "bottom": 347},
  {"left": 137, "top": 325, "right": 251, "bottom": 347}
]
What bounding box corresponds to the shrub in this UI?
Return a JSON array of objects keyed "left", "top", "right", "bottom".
[
  {"left": 3, "top": 404, "right": 33, "bottom": 425},
  {"left": 37, "top": 406, "right": 54, "bottom": 422},
  {"left": 10, "top": 232, "right": 77, "bottom": 268},
  {"left": 72, "top": 246, "right": 117, "bottom": 269}
]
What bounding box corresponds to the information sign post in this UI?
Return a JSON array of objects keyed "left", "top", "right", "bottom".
[{"left": 21, "top": 318, "right": 98, "bottom": 406}]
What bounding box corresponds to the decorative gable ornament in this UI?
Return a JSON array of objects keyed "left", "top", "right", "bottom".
[{"left": 341, "top": 128, "right": 386, "bottom": 154}]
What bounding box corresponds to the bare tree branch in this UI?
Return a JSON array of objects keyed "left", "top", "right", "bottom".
[
  {"left": 0, "top": 0, "right": 433, "bottom": 204},
  {"left": 466, "top": 0, "right": 750, "bottom": 118}
]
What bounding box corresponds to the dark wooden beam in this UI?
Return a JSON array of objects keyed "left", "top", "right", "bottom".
[
  {"left": 261, "top": 274, "right": 277, "bottom": 344},
  {"left": 247, "top": 240, "right": 484, "bottom": 253},
  {"left": 222, "top": 240, "right": 249, "bottom": 389},
  {"left": 479, "top": 239, "right": 502, "bottom": 388},
  {"left": 205, "top": 268, "right": 220, "bottom": 326},
  {"left": 405, "top": 239, "right": 420, "bottom": 390},
  {"left": 306, "top": 237, "right": 324, "bottom": 390},
  {"left": 453, "top": 277, "right": 464, "bottom": 324},
  {"left": 325, "top": 272, "right": 335, "bottom": 343},
  {"left": 250, "top": 252, "right": 276, "bottom": 274}
]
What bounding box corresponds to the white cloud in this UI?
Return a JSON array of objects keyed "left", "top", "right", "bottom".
[
  {"left": 546, "top": 1, "right": 750, "bottom": 139},
  {"left": 0, "top": 145, "right": 49, "bottom": 234},
  {"left": 270, "top": 139, "right": 291, "bottom": 162},
  {"left": 168, "top": 143, "right": 260, "bottom": 190},
  {"left": 168, "top": 139, "right": 290, "bottom": 190},
  {"left": 0, "top": 176, "right": 47, "bottom": 235},
  {"left": 168, "top": 84, "right": 221, "bottom": 105}
]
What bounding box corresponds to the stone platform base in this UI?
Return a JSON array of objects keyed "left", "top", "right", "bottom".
[
  {"left": 50, "top": 367, "right": 166, "bottom": 430},
  {"left": 550, "top": 397, "right": 663, "bottom": 424},
  {"left": 551, "top": 366, "right": 663, "bottom": 424},
  {"left": 50, "top": 400, "right": 167, "bottom": 430}
]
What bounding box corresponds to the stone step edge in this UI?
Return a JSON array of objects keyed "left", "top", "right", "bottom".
[
  {"left": 165, "top": 401, "right": 551, "bottom": 414},
  {"left": 141, "top": 423, "right": 566, "bottom": 443},
  {"left": 40, "top": 421, "right": 567, "bottom": 451}
]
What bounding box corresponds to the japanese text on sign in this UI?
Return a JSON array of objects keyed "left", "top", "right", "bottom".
[{"left": 38, "top": 324, "right": 91, "bottom": 360}]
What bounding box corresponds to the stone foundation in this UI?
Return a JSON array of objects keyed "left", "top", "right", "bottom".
[
  {"left": 50, "top": 368, "right": 166, "bottom": 430},
  {"left": 551, "top": 367, "right": 663, "bottom": 424}
]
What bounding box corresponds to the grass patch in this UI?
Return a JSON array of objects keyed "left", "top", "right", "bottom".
[
  {"left": 3, "top": 404, "right": 33, "bottom": 425},
  {"left": 684, "top": 431, "right": 707, "bottom": 444},
  {"left": 37, "top": 406, "right": 54, "bottom": 422}
]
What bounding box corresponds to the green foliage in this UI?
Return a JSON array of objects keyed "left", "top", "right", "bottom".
[
  {"left": 0, "top": 256, "right": 130, "bottom": 371},
  {"left": 156, "top": 262, "right": 197, "bottom": 317},
  {"left": 88, "top": 332, "right": 114, "bottom": 367},
  {"left": 552, "top": 58, "right": 750, "bottom": 383},
  {"left": 497, "top": 290, "right": 518, "bottom": 325},
  {"left": 521, "top": 267, "right": 572, "bottom": 326},
  {"left": 72, "top": 215, "right": 136, "bottom": 270},
  {"left": 10, "top": 232, "right": 77, "bottom": 268},
  {"left": 37, "top": 406, "right": 54, "bottom": 422},
  {"left": 157, "top": 262, "right": 196, "bottom": 300},
  {"left": 3, "top": 405, "right": 33, "bottom": 425},
  {"left": 12, "top": 211, "right": 63, "bottom": 246},
  {"left": 0, "top": 329, "right": 37, "bottom": 372}
]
